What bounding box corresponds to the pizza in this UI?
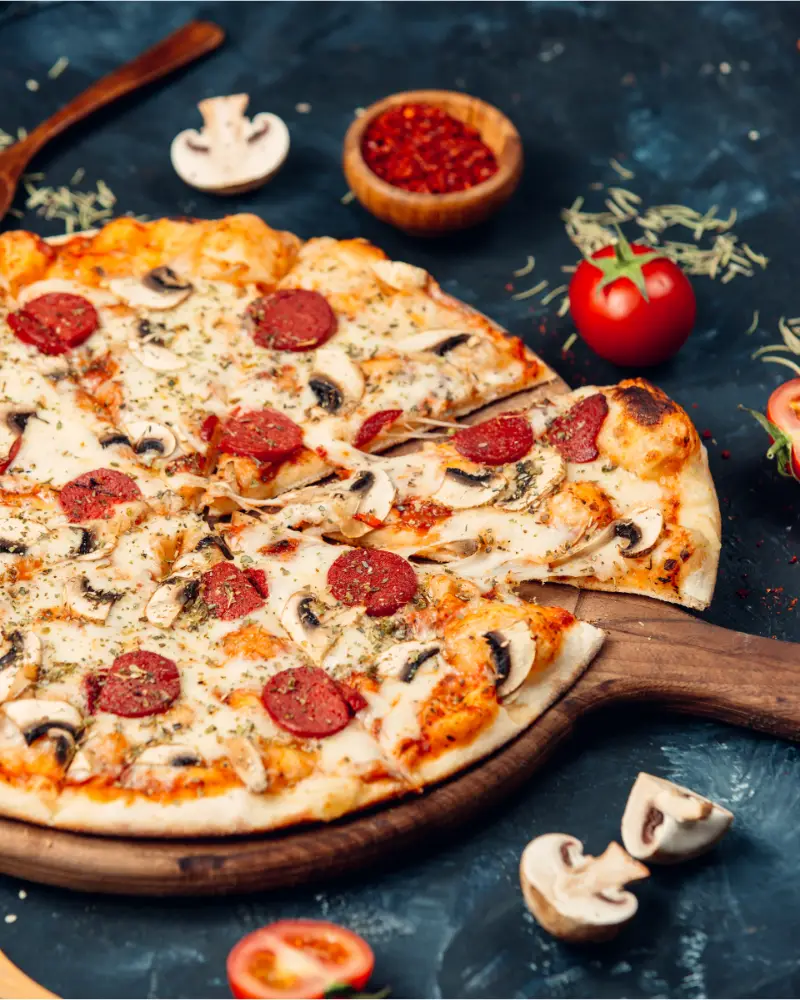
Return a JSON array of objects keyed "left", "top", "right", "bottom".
[
  {"left": 275, "top": 378, "right": 721, "bottom": 610},
  {"left": 0, "top": 215, "right": 716, "bottom": 837}
]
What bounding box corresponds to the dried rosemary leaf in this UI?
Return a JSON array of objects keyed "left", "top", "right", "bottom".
[{"left": 513, "top": 255, "right": 535, "bottom": 278}]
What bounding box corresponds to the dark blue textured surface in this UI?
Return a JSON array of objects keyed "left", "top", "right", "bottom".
[{"left": 1, "top": 3, "right": 799, "bottom": 997}]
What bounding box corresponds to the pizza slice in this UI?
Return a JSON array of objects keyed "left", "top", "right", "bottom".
[
  {"left": 0, "top": 507, "right": 603, "bottom": 836},
  {"left": 267, "top": 378, "right": 721, "bottom": 611}
]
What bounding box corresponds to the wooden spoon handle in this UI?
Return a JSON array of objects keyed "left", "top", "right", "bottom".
[
  {"left": 568, "top": 594, "right": 800, "bottom": 741},
  {"left": 15, "top": 20, "right": 224, "bottom": 164},
  {"left": 0, "top": 949, "right": 57, "bottom": 999}
]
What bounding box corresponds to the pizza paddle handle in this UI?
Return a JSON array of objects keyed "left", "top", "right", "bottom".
[{"left": 565, "top": 592, "right": 800, "bottom": 741}]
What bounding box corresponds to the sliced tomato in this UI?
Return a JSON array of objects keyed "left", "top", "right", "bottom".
[
  {"left": 227, "top": 920, "right": 375, "bottom": 1000},
  {"left": 744, "top": 379, "right": 800, "bottom": 480}
]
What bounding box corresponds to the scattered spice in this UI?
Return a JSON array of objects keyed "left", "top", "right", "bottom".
[
  {"left": 721, "top": 449, "right": 731, "bottom": 459},
  {"left": 4, "top": 914, "right": 16, "bottom": 924},
  {"left": 745, "top": 310, "right": 760, "bottom": 335},
  {"left": 562, "top": 332, "right": 577, "bottom": 353},
  {"left": 752, "top": 316, "right": 800, "bottom": 376},
  {"left": 25, "top": 79, "right": 38, "bottom": 92},
  {"left": 609, "top": 157, "right": 635, "bottom": 180},
  {"left": 48, "top": 56, "right": 69, "bottom": 79},
  {"left": 361, "top": 102, "right": 498, "bottom": 194},
  {"left": 22, "top": 174, "right": 117, "bottom": 233},
  {"left": 511, "top": 279, "right": 548, "bottom": 302},
  {"left": 295, "top": 102, "right": 311, "bottom": 114},
  {"left": 513, "top": 255, "right": 535, "bottom": 278},
  {"left": 340, "top": 190, "right": 355, "bottom": 205}
]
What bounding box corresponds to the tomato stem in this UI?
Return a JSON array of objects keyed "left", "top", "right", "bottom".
[
  {"left": 585, "top": 223, "right": 662, "bottom": 302},
  {"left": 740, "top": 405, "right": 800, "bottom": 481}
]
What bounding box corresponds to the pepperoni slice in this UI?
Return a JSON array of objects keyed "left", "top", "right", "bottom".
[
  {"left": 337, "top": 681, "right": 368, "bottom": 715},
  {"left": 247, "top": 289, "right": 337, "bottom": 352},
  {"left": 244, "top": 568, "right": 269, "bottom": 599},
  {"left": 8, "top": 293, "right": 98, "bottom": 356},
  {"left": 353, "top": 409, "right": 403, "bottom": 450},
  {"left": 328, "top": 548, "right": 417, "bottom": 617},
  {"left": 59, "top": 468, "right": 142, "bottom": 522},
  {"left": 262, "top": 666, "right": 353, "bottom": 738},
  {"left": 83, "top": 670, "right": 107, "bottom": 715},
  {"left": 544, "top": 393, "right": 609, "bottom": 463},
  {"left": 96, "top": 651, "right": 180, "bottom": 718},
  {"left": 218, "top": 409, "right": 303, "bottom": 463},
  {"left": 452, "top": 414, "right": 533, "bottom": 466},
  {"left": 201, "top": 561, "right": 265, "bottom": 621},
  {"left": 0, "top": 437, "right": 21, "bottom": 475},
  {"left": 199, "top": 414, "right": 219, "bottom": 442}
]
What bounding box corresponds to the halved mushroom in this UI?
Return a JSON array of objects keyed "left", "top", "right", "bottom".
[
  {"left": 484, "top": 621, "right": 536, "bottom": 700},
  {"left": 497, "top": 447, "right": 566, "bottom": 512},
  {"left": 2, "top": 699, "right": 83, "bottom": 766},
  {"left": 171, "top": 94, "right": 290, "bottom": 195},
  {"left": 110, "top": 266, "right": 193, "bottom": 311},
  {"left": 0, "top": 631, "right": 41, "bottom": 702},
  {"left": 519, "top": 834, "right": 649, "bottom": 943},
  {"left": 308, "top": 348, "right": 365, "bottom": 414},
  {"left": 129, "top": 339, "right": 187, "bottom": 372},
  {"left": 225, "top": 736, "right": 268, "bottom": 793},
  {"left": 621, "top": 772, "right": 734, "bottom": 864},
  {"left": 125, "top": 421, "right": 178, "bottom": 465},
  {"left": 371, "top": 259, "right": 428, "bottom": 292},
  {"left": 374, "top": 641, "right": 440, "bottom": 682},
  {"left": 145, "top": 577, "right": 199, "bottom": 629},
  {"left": 64, "top": 577, "right": 123, "bottom": 623},
  {"left": 432, "top": 467, "right": 506, "bottom": 510},
  {"left": 135, "top": 744, "right": 205, "bottom": 768},
  {"left": 394, "top": 329, "right": 476, "bottom": 356}
]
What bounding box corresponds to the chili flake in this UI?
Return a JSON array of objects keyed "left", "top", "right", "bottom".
[{"left": 361, "top": 102, "right": 499, "bottom": 194}]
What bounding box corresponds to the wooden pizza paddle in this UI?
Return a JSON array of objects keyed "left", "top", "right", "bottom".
[{"left": 0, "top": 373, "right": 797, "bottom": 895}]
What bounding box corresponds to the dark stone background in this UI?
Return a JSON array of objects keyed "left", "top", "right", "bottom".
[{"left": 0, "top": 2, "right": 799, "bottom": 997}]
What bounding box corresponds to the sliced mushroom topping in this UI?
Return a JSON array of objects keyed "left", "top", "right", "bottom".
[
  {"left": 394, "top": 329, "right": 476, "bottom": 356},
  {"left": 195, "top": 534, "right": 234, "bottom": 560},
  {"left": 0, "top": 631, "right": 41, "bottom": 702},
  {"left": 2, "top": 699, "right": 83, "bottom": 766},
  {"left": 621, "top": 772, "right": 733, "bottom": 864},
  {"left": 124, "top": 421, "right": 178, "bottom": 465},
  {"left": 100, "top": 432, "right": 134, "bottom": 450},
  {"left": 553, "top": 506, "right": 664, "bottom": 566},
  {"left": 308, "top": 348, "right": 365, "bottom": 414},
  {"left": 110, "top": 267, "right": 193, "bottom": 311},
  {"left": 64, "top": 577, "right": 124, "bottom": 623},
  {"left": 280, "top": 591, "right": 335, "bottom": 661},
  {"left": 135, "top": 744, "right": 205, "bottom": 768},
  {"left": 374, "top": 641, "right": 440, "bottom": 681},
  {"left": 615, "top": 507, "right": 664, "bottom": 557},
  {"left": 6, "top": 411, "right": 35, "bottom": 435},
  {"left": 0, "top": 537, "right": 27, "bottom": 555},
  {"left": 145, "top": 577, "right": 199, "bottom": 629},
  {"left": 484, "top": 620, "right": 536, "bottom": 699},
  {"left": 412, "top": 538, "right": 480, "bottom": 563},
  {"left": 29, "top": 525, "right": 115, "bottom": 563},
  {"left": 497, "top": 447, "right": 566, "bottom": 512},
  {"left": 129, "top": 339, "right": 187, "bottom": 372},
  {"left": 347, "top": 466, "right": 395, "bottom": 527},
  {"left": 519, "top": 834, "right": 649, "bottom": 943},
  {"left": 432, "top": 467, "right": 506, "bottom": 510},
  {"left": 371, "top": 259, "right": 428, "bottom": 291},
  {"left": 225, "top": 736, "right": 268, "bottom": 793}
]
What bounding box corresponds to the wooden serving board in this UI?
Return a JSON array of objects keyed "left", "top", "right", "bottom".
[{"left": 0, "top": 377, "right": 798, "bottom": 895}]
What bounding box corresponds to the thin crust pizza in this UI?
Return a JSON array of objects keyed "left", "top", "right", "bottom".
[{"left": 0, "top": 215, "right": 717, "bottom": 837}]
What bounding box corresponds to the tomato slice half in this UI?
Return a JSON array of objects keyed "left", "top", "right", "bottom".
[
  {"left": 227, "top": 920, "right": 375, "bottom": 1000},
  {"left": 767, "top": 379, "right": 800, "bottom": 440}
]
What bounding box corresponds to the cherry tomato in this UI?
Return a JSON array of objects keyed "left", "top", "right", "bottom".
[
  {"left": 227, "top": 920, "right": 375, "bottom": 999},
  {"left": 568, "top": 230, "right": 696, "bottom": 367},
  {"left": 746, "top": 379, "right": 800, "bottom": 480}
]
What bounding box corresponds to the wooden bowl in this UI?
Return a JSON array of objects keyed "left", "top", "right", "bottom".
[{"left": 343, "top": 89, "right": 523, "bottom": 236}]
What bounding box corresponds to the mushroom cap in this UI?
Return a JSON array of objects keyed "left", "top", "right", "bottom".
[
  {"left": 171, "top": 95, "right": 290, "bottom": 195},
  {"left": 621, "top": 772, "right": 734, "bottom": 864},
  {"left": 519, "top": 834, "right": 649, "bottom": 943}
]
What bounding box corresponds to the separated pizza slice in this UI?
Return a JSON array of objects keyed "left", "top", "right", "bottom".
[
  {"left": 269, "top": 378, "right": 721, "bottom": 611},
  {"left": 0, "top": 512, "right": 603, "bottom": 836}
]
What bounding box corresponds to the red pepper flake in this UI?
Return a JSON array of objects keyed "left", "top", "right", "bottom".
[
  {"left": 361, "top": 102, "right": 499, "bottom": 194},
  {"left": 721, "top": 449, "right": 731, "bottom": 459},
  {"left": 701, "top": 429, "right": 712, "bottom": 440},
  {"left": 790, "top": 556, "right": 798, "bottom": 564},
  {"left": 736, "top": 588, "right": 750, "bottom": 599}
]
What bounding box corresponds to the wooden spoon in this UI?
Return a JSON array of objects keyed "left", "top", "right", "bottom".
[
  {"left": 0, "top": 948, "right": 57, "bottom": 999},
  {"left": 0, "top": 20, "right": 225, "bottom": 223}
]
